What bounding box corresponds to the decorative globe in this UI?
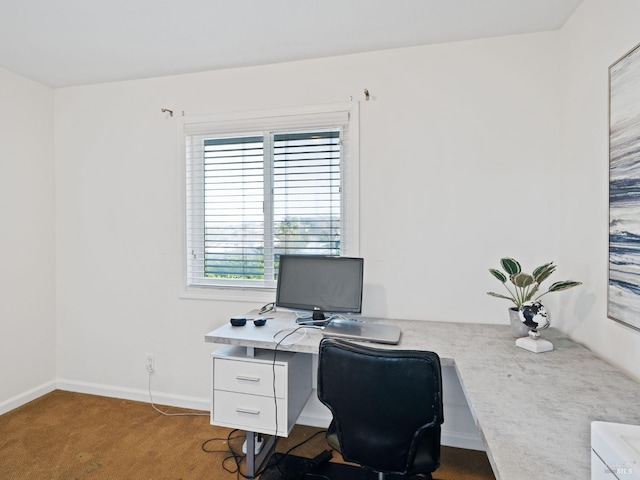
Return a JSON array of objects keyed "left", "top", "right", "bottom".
[{"left": 518, "top": 301, "right": 549, "bottom": 332}]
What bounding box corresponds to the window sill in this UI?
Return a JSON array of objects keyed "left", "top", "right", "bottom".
[{"left": 179, "top": 284, "right": 276, "bottom": 304}]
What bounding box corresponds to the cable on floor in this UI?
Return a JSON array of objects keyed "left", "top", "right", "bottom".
[
  {"left": 147, "top": 371, "right": 209, "bottom": 417},
  {"left": 201, "top": 427, "right": 328, "bottom": 479},
  {"left": 255, "top": 428, "right": 329, "bottom": 479}
]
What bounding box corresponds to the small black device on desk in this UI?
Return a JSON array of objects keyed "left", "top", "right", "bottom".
[{"left": 230, "top": 316, "right": 268, "bottom": 327}]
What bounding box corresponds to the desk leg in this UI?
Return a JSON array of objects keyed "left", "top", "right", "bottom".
[{"left": 245, "top": 431, "right": 276, "bottom": 479}]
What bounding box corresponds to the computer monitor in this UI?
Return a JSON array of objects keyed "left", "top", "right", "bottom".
[{"left": 275, "top": 255, "right": 364, "bottom": 322}]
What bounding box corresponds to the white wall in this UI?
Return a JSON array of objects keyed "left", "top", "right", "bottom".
[
  {"left": 50, "top": 0, "right": 640, "bottom": 414},
  {"left": 54, "top": 30, "right": 568, "bottom": 408},
  {"left": 558, "top": 0, "right": 640, "bottom": 379},
  {"left": 0, "top": 68, "right": 56, "bottom": 413}
]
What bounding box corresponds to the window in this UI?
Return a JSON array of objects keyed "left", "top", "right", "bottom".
[{"left": 181, "top": 103, "right": 359, "bottom": 297}]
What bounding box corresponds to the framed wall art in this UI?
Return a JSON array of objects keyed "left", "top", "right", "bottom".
[{"left": 608, "top": 41, "right": 640, "bottom": 332}]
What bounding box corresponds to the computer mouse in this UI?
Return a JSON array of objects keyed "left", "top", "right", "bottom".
[{"left": 230, "top": 316, "right": 247, "bottom": 326}]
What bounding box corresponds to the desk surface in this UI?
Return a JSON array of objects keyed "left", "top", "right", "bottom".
[{"left": 205, "top": 312, "right": 640, "bottom": 480}]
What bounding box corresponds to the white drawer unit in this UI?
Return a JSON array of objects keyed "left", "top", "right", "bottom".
[
  {"left": 211, "top": 345, "right": 312, "bottom": 437},
  {"left": 214, "top": 357, "right": 287, "bottom": 397}
]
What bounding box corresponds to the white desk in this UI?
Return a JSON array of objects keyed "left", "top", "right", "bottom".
[{"left": 205, "top": 311, "right": 640, "bottom": 480}]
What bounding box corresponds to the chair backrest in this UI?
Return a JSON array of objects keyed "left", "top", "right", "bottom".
[{"left": 317, "top": 337, "right": 443, "bottom": 476}]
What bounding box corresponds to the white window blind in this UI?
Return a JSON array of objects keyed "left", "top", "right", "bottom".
[
  {"left": 183, "top": 104, "right": 358, "bottom": 292},
  {"left": 202, "top": 135, "right": 265, "bottom": 281},
  {"left": 273, "top": 131, "right": 341, "bottom": 255}
]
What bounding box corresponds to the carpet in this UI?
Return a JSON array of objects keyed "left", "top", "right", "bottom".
[
  {"left": 260, "top": 452, "right": 431, "bottom": 480},
  {"left": 0, "top": 391, "right": 494, "bottom": 480}
]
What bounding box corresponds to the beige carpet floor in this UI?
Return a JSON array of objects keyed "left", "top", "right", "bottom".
[{"left": 0, "top": 390, "right": 495, "bottom": 479}]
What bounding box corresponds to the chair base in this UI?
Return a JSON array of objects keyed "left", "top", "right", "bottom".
[{"left": 260, "top": 453, "right": 432, "bottom": 480}]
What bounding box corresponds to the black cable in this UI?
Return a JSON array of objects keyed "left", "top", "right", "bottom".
[
  {"left": 259, "top": 302, "right": 275, "bottom": 315},
  {"left": 233, "top": 428, "right": 328, "bottom": 479},
  {"left": 200, "top": 429, "right": 247, "bottom": 478},
  {"left": 202, "top": 325, "right": 325, "bottom": 479},
  {"left": 201, "top": 407, "right": 327, "bottom": 478},
  {"left": 201, "top": 430, "right": 244, "bottom": 453},
  {"left": 271, "top": 326, "right": 318, "bottom": 438},
  {"left": 258, "top": 428, "right": 328, "bottom": 479}
]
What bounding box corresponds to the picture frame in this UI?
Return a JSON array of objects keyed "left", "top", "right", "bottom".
[{"left": 608, "top": 41, "right": 640, "bottom": 332}]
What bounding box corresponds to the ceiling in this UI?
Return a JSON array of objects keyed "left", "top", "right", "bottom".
[{"left": 0, "top": 0, "right": 583, "bottom": 89}]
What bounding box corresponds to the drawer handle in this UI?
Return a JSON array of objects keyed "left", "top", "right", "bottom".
[
  {"left": 236, "top": 407, "right": 260, "bottom": 415},
  {"left": 236, "top": 375, "right": 261, "bottom": 382}
]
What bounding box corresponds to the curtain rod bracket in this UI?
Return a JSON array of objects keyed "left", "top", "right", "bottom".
[{"left": 161, "top": 108, "right": 174, "bottom": 118}]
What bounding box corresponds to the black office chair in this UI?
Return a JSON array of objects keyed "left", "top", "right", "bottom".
[{"left": 317, "top": 337, "right": 444, "bottom": 480}]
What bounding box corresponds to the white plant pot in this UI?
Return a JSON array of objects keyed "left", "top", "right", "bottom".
[{"left": 509, "top": 307, "right": 530, "bottom": 338}]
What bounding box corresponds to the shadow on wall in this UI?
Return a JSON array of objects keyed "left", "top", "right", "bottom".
[
  {"left": 555, "top": 290, "right": 596, "bottom": 336},
  {"left": 362, "top": 283, "right": 387, "bottom": 318}
]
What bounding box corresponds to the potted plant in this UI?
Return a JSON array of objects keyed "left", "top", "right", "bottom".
[{"left": 487, "top": 257, "right": 581, "bottom": 337}]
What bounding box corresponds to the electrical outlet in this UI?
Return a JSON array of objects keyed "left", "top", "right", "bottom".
[{"left": 145, "top": 354, "right": 154, "bottom": 373}]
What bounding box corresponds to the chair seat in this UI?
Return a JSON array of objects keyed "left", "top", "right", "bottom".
[{"left": 325, "top": 420, "right": 441, "bottom": 476}]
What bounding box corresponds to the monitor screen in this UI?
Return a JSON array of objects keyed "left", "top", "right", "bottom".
[{"left": 275, "top": 255, "right": 364, "bottom": 321}]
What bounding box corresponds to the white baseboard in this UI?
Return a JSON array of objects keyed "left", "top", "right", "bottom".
[
  {"left": 297, "top": 411, "right": 331, "bottom": 428},
  {"left": 3, "top": 380, "right": 484, "bottom": 453},
  {"left": 442, "top": 430, "right": 485, "bottom": 451},
  {"left": 55, "top": 378, "right": 210, "bottom": 412},
  {"left": 296, "top": 412, "right": 484, "bottom": 452},
  {"left": 298, "top": 390, "right": 331, "bottom": 428},
  {"left": 298, "top": 390, "right": 484, "bottom": 452},
  {"left": 296, "top": 417, "right": 483, "bottom": 452},
  {"left": 0, "top": 380, "right": 56, "bottom": 416}
]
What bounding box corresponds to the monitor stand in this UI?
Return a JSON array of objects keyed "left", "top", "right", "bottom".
[
  {"left": 296, "top": 310, "right": 329, "bottom": 326},
  {"left": 321, "top": 318, "right": 402, "bottom": 345}
]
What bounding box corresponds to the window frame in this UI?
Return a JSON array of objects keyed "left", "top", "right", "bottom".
[{"left": 178, "top": 102, "right": 360, "bottom": 301}]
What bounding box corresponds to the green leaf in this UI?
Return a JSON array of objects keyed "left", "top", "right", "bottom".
[
  {"left": 533, "top": 263, "right": 556, "bottom": 284},
  {"left": 489, "top": 268, "right": 507, "bottom": 283},
  {"left": 524, "top": 284, "right": 540, "bottom": 302},
  {"left": 547, "top": 280, "right": 582, "bottom": 292},
  {"left": 500, "top": 257, "right": 521, "bottom": 275},
  {"left": 511, "top": 272, "right": 534, "bottom": 288},
  {"left": 487, "top": 292, "right": 516, "bottom": 302}
]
